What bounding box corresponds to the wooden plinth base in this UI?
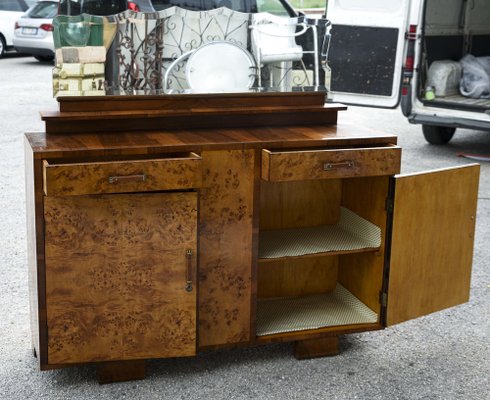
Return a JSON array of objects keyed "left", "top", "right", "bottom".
[
  {"left": 294, "top": 336, "right": 340, "bottom": 359},
  {"left": 96, "top": 360, "right": 146, "bottom": 384}
]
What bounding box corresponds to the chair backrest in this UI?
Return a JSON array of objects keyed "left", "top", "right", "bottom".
[{"left": 250, "top": 13, "right": 303, "bottom": 64}]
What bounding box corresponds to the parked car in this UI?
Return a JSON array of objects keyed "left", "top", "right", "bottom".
[
  {"left": 13, "top": 0, "right": 59, "bottom": 61},
  {"left": 0, "top": 0, "right": 37, "bottom": 57},
  {"left": 326, "top": 0, "right": 490, "bottom": 144}
]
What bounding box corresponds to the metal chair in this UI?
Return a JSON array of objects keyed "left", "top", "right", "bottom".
[{"left": 250, "top": 13, "right": 306, "bottom": 88}]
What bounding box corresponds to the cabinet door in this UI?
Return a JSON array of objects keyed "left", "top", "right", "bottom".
[
  {"left": 386, "top": 164, "right": 479, "bottom": 326},
  {"left": 44, "top": 192, "right": 198, "bottom": 364}
]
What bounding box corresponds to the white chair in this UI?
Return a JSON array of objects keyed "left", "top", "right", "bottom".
[{"left": 250, "top": 13, "right": 306, "bottom": 88}]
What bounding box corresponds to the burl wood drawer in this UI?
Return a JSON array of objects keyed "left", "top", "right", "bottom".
[
  {"left": 261, "top": 146, "right": 401, "bottom": 181},
  {"left": 43, "top": 152, "right": 202, "bottom": 196}
]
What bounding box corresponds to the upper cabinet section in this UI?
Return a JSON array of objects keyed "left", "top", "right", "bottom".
[{"left": 40, "top": 93, "right": 345, "bottom": 134}]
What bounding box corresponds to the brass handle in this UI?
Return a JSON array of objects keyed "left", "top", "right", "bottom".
[
  {"left": 185, "top": 249, "right": 193, "bottom": 292},
  {"left": 323, "top": 161, "right": 355, "bottom": 171},
  {"left": 108, "top": 174, "right": 146, "bottom": 184}
]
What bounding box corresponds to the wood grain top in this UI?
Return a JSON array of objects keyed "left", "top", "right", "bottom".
[
  {"left": 25, "top": 124, "right": 398, "bottom": 159},
  {"left": 40, "top": 105, "right": 344, "bottom": 134},
  {"left": 56, "top": 91, "right": 329, "bottom": 113},
  {"left": 43, "top": 93, "right": 346, "bottom": 134}
]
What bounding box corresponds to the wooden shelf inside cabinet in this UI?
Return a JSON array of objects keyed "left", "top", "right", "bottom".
[
  {"left": 256, "top": 285, "right": 379, "bottom": 336},
  {"left": 258, "top": 208, "right": 381, "bottom": 261}
]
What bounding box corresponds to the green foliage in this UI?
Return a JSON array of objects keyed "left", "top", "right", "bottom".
[
  {"left": 290, "top": 0, "right": 326, "bottom": 9},
  {"left": 257, "top": 0, "right": 290, "bottom": 15},
  {"left": 257, "top": 0, "right": 326, "bottom": 14}
]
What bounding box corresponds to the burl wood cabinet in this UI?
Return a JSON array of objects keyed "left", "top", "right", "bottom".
[{"left": 25, "top": 92, "right": 479, "bottom": 383}]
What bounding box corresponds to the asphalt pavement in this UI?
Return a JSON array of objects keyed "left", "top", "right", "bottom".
[{"left": 0, "top": 54, "right": 488, "bottom": 400}]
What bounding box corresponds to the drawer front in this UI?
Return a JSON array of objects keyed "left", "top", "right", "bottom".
[
  {"left": 43, "top": 153, "right": 202, "bottom": 196},
  {"left": 262, "top": 146, "right": 401, "bottom": 181}
]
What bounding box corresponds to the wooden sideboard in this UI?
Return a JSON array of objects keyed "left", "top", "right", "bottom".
[{"left": 25, "top": 92, "right": 479, "bottom": 383}]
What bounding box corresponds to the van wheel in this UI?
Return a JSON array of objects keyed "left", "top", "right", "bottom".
[{"left": 422, "top": 125, "right": 456, "bottom": 144}]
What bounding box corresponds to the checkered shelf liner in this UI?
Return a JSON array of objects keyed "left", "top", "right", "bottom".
[
  {"left": 259, "top": 207, "right": 381, "bottom": 259},
  {"left": 256, "top": 284, "right": 378, "bottom": 336}
]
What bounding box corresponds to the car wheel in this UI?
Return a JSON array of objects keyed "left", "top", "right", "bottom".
[
  {"left": 0, "top": 35, "right": 6, "bottom": 58},
  {"left": 422, "top": 125, "right": 456, "bottom": 145},
  {"left": 34, "top": 55, "right": 55, "bottom": 62}
]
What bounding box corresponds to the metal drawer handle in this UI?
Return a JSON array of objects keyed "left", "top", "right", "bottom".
[
  {"left": 323, "top": 161, "right": 355, "bottom": 171},
  {"left": 108, "top": 174, "right": 146, "bottom": 184},
  {"left": 185, "top": 249, "right": 193, "bottom": 292}
]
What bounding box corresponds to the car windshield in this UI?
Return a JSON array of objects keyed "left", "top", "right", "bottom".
[{"left": 27, "top": 1, "right": 59, "bottom": 18}]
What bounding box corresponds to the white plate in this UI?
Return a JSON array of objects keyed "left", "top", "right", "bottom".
[{"left": 185, "top": 41, "right": 256, "bottom": 92}]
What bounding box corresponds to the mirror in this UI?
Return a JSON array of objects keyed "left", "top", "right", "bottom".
[{"left": 52, "top": 7, "right": 331, "bottom": 97}]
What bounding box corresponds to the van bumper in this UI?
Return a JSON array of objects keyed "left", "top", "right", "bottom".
[{"left": 408, "top": 114, "right": 490, "bottom": 131}]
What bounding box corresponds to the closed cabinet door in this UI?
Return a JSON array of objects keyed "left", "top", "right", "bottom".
[
  {"left": 386, "top": 164, "right": 480, "bottom": 326},
  {"left": 44, "top": 192, "right": 198, "bottom": 364}
]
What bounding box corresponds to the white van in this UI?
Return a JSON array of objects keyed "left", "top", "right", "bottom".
[{"left": 325, "top": 0, "right": 490, "bottom": 144}]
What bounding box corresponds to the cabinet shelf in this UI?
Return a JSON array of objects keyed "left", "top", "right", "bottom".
[
  {"left": 258, "top": 207, "right": 381, "bottom": 260},
  {"left": 256, "top": 284, "right": 378, "bottom": 336}
]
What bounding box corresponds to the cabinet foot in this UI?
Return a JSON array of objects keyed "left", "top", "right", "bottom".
[
  {"left": 294, "top": 336, "right": 340, "bottom": 359},
  {"left": 96, "top": 360, "right": 146, "bottom": 384}
]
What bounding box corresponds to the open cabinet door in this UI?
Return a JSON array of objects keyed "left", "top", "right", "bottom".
[
  {"left": 386, "top": 164, "right": 479, "bottom": 326},
  {"left": 326, "top": 0, "right": 411, "bottom": 107}
]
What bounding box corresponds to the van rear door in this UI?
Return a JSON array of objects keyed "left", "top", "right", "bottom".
[{"left": 326, "top": 0, "right": 412, "bottom": 107}]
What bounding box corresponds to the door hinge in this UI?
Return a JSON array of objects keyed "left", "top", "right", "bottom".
[
  {"left": 379, "top": 291, "right": 388, "bottom": 307},
  {"left": 385, "top": 197, "right": 394, "bottom": 214}
]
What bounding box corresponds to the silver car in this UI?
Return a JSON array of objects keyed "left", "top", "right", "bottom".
[
  {"left": 13, "top": 0, "right": 59, "bottom": 61},
  {"left": 0, "top": 0, "right": 37, "bottom": 57}
]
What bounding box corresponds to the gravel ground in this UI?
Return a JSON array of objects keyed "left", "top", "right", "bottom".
[{"left": 0, "top": 54, "right": 488, "bottom": 400}]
